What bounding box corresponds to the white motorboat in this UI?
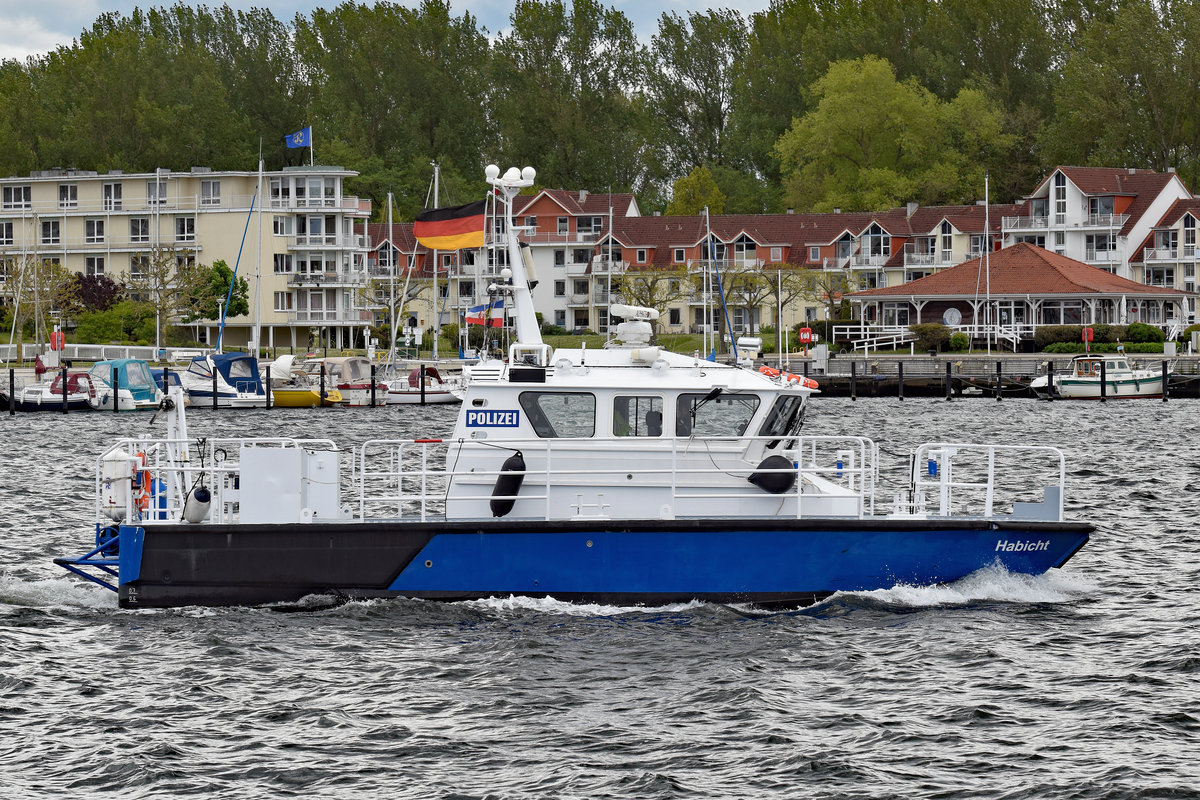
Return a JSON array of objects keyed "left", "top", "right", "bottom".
[{"left": 1030, "top": 353, "right": 1168, "bottom": 399}]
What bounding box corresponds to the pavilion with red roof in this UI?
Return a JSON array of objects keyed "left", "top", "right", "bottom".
[{"left": 849, "top": 243, "right": 1191, "bottom": 339}]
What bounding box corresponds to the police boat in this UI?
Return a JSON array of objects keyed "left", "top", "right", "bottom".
[{"left": 54, "top": 165, "right": 1092, "bottom": 609}]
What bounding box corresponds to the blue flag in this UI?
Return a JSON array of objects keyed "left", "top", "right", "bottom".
[{"left": 285, "top": 127, "right": 311, "bottom": 148}]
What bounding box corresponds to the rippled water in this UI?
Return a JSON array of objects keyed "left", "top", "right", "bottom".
[{"left": 2, "top": 398, "right": 1198, "bottom": 799}]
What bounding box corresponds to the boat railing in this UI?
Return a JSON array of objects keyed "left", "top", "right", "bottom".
[
  {"left": 94, "top": 436, "right": 339, "bottom": 526},
  {"left": 356, "top": 435, "right": 880, "bottom": 522},
  {"left": 907, "top": 443, "right": 1066, "bottom": 520}
]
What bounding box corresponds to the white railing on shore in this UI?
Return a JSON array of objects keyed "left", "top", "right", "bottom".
[{"left": 1, "top": 343, "right": 211, "bottom": 363}]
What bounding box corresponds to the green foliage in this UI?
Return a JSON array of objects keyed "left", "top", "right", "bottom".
[
  {"left": 1124, "top": 322, "right": 1165, "bottom": 343},
  {"left": 774, "top": 56, "right": 1013, "bottom": 212},
  {"left": 1181, "top": 324, "right": 1200, "bottom": 342},
  {"left": 1034, "top": 325, "right": 1083, "bottom": 348},
  {"left": 908, "top": 323, "right": 951, "bottom": 351},
  {"left": 948, "top": 331, "right": 970, "bottom": 351},
  {"left": 667, "top": 165, "right": 727, "bottom": 215},
  {"left": 73, "top": 301, "right": 156, "bottom": 344},
  {"left": 190, "top": 260, "right": 250, "bottom": 321},
  {"left": 1044, "top": 341, "right": 1163, "bottom": 354}
]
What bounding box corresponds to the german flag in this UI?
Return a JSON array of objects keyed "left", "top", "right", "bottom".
[{"left": 413, "top": 200, "right": 486, "bottom": 250}]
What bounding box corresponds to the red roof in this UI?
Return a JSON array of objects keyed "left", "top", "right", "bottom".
[
  {"left": 850, "top": 242, "right": 1188, "bottom": 298},
  {"left": 1029, "top": 167, "right": 1184, "bottom": 235},
  {"left": 1130, "top": 198, "right": 1200, "bottom": 261}
]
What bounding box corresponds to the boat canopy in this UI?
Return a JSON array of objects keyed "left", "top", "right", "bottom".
[
  {"left": 408, "top": 367, "right": 443, "bottom": 386},
  {"left": 186, "top": 353, "right": 264, "bottom": 393},
  {"left": 89, "top": 359, "right": 158, "bottom": 401},
  {"left": 49, "top": 372, "right": 95, "bottom": 395}
]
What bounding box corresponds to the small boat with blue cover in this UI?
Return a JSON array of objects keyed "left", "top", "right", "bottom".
[
  {"left": 87, "top": 359, "right": 164, "bottom": 411},
  {"left": 179, "top": 352, "right": 267, "bottom": 407},
  {"left": 54, "top": 165, "right": 1092, "bottom": 609}
]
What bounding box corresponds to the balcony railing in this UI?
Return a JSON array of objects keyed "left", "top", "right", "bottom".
[
  {"left": 1143, "top": 247, "right": 1197, "bottom": 262},
  {"left": 286, "top": 271, "right": 366, "bottom": 287},
  {"left": 849, "top": 252, "right": 890, "bottom": 268},
  {"left": 1002, "top": 215, "right": 1049, "bottom": 230},
  {"left": 1084, "top": 249, "right": 1119, "bottom": 263},
  {"left": 289, "top": 233, "right": 367, "bottom": 249},
  {"left": 287, "top": 309, "right": 371, "bottom": 324},
  {"left": 1083, "top": 213, "right": 1129, "bottom": 228}
]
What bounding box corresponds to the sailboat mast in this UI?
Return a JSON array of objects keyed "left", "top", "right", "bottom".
[
  {"left": 253, "top": 151, "right": 263, "bottom": 356},
  {"left": 431, "top": 163, "right": 440, "bottom": 361},
  {"left": 387, "top": 192, "right": 397, "bottom": 361}
]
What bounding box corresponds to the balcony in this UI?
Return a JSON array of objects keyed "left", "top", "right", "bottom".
[
  {"left": 287, "top": 309, "right": 371, "bottom": 324},
  {"left": 1085, "top": 249, "right": 1120, "bottom": 264},
  {"left": 591, "top": 257, "right": 628, "bottom": 274},
  {"left": 1143, "top": 247, "right": 1197, "bottom": 262},
  {"left": 565, "top": 261, "right": 589, "bottom": 276},
  {"left": 567, "top": 293, "right": 590, "bottom": 306},
  {"left": 848, "top": 252, "right": 890, "bottom": 268},
  {"left": 289, "top": 233, "right": 367, "bottom": 250},
  {"left": 1081, "top": 213, "right": 1129, "bottom": 229},
  {"left": 1002, "top": 215, "right": 1049, "bottom": 231},
  {"left": 520, "top": 231, "right": 600, "bottom": 246},
  {"left": 287, "top": 270, "right": 366, "bottom": 287}
]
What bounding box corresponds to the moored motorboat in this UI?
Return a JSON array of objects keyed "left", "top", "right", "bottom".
[
  {"left": 1030, "top": 354, "right": 1168, "bottom": 399},
  {"left": 305, "top": 356, "right": 388, "bottom": 407},
  {"left": 179, "top": 352, "right": 268, "bottom": 408},
  {"left": 87, "top": 359, "right": 164, "bottom": 411},
  {"left": 266, "top": 355, "right": 343, "bottom": 407},
  {"left": 55, "top": 165, "right": 1092, "bottom": 610},
  {"left": 0, "top": 371, "right": 98, "bottom": 412},
  {"left": 384, "top": 365, "right": 461, "bottom": 405}
]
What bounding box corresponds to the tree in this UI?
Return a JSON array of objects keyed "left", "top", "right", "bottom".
[
  {"left": 190, "top": 260, "right": 250, "bottom": 323},
  {"left": 774, "top": 56, "right": 1011, "bottom": 212},
  {"left": 491, "top": 0, "right": 648, "bottom": 192},
  {"left": 1039, "top": 0, "right": 1200, "bottom": 189},
  {"left": 125, "top": 247, "right": 212, "bottom": 346},
  {"left": 667, "top": 165, "right": 726, "bottom": 215},
  {"left": 644, "top": 9, "right": 748, "bottom": 180},
  {"left": 612, "top": 266, "right": 690, "bottom": 329},
  {"left": 780, "top": 266, "right": 861, "bottom": 323},
  {"left": 68, "top": 274, "right": 125, "bottom": 315},
  {"left": 2, "top": 256, "right": 74, "bottom": 354}
]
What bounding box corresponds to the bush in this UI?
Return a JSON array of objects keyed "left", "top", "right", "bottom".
[
  {"left": 1181, "top": 324, "right": 1200, "bottom": 342},
  {"left": 1124, "top": 322, "right": 1164, "bottom": 343},
  {"left": 908, "top": 323, "right": 950, "bottom": 351},
  {"left": 1034, "top": 325, "right": 1081, "bottom": 348},
  {"left": 1044, "top": 341, "right": 1164, "bottom": 354},
  {"left": 948, "top": 332, "right": 969, "bottom": 351},
  {"left": 541, "top": 323, "right": 567, "bottom": 336}
]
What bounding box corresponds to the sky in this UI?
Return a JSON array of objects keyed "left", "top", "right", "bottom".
[{"left": 0, "top": 0, "right": 771, "bottom": 62}]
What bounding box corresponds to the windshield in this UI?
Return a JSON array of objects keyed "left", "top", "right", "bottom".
[
  {"left": 126, "top": 361, "right": 154, "bottom": 388},
  {"left": 226, "top": 358, "right": 254, "bottom": 379},
  {"left": 758, "top": 395, "right": 805, "bottom": 439},
  {"left": 676, "top": 393, "right": 760, "bottom": 437}
]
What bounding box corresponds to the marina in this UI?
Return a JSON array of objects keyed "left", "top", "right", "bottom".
[{"left": 48, "top": 166, "right": 1093, "bottom": 611}]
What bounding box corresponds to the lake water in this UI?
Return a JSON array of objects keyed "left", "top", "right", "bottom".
[{"left": 2, "top": 397, "right": 1197, "bottom": 799}]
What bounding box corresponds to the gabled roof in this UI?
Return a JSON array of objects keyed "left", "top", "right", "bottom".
[
  {"left": 515, "top": 190, "right": 639, "bottom": 218},
  {"left": 1129, "top": 198, "right": 1200, "bottom": 262},
  {"left": 1028, "top": 167, "right": 1184, "bottom": 236},
  {"left": 850, "top": 242, "right": 1188, "bottom": 299}
]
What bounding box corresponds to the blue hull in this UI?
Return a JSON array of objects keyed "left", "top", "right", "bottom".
[{"left": 109, "top": 518, "right": 1090, "bottom": 609}]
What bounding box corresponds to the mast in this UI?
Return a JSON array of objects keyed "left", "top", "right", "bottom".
[
  {"left": 253, "top": 149, "right": 263, "bottom": 357},
  {"left": 431, "top": 162, "right": 440, "bottom": 360},
  {"left": 485, "top": 165, "right": 542, "bottom": 345},
  {"left": 985, "top": 174, "right": 991, "bottom": 355},
  {"left": 387, "top": 191, "right": 397, "bottom": 362}
]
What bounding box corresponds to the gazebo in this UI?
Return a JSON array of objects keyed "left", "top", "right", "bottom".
[{"left": 848, "top": 243, "right": 1191, "bottom": 343}]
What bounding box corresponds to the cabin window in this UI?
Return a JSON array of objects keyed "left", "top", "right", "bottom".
[
  {"left": 758, "top": 395, "right": 805, "bottom": 438},
  {"left": 518, "top": 392, "right": 596, "bottom": 438},
  {"left": 613, "top": 395, "right": 663, "bottom": 437},
  {"left": 676, "top": 392, "right": 760, "bottom": 437}
]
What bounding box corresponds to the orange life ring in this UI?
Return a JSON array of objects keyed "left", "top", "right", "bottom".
[{"left": 758, "top": 365, "right": 819, "bottom": 389}]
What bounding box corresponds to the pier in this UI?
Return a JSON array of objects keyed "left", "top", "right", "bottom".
[{"left": 760, "top": 354, "right": 1200, "bottom": 399}]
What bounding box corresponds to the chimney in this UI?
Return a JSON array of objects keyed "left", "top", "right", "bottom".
[
  {"left": 1127, "top": 167, "right": 1135, "bottom": 174},
  {"left": 786, "top": 208, "right": 794, "bottom": 214},
  {"left": 1168, "top": 166, "right": 1177, "bottom": 173},
  {"left": 833, "top": 208, "right": 841, "bottom": 214},
  {"left": 653, "top": 211, "right": 661, "bottom": 216},
  {"left": 906, "top": 201, "right": 918, "bottom": 218},
  {"left": 579, "top": 189, "right": 588, "bottom": 203}
]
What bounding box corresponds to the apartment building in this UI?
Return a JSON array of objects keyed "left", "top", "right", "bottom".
[
  {"left": 0, "top": 165, "right": 372, "bottom": 350},
  {"left": 1000, "top": 166, "right": 1191, "bottom": 280}
]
